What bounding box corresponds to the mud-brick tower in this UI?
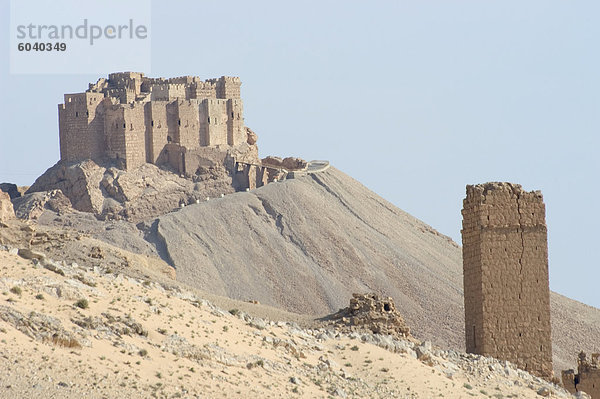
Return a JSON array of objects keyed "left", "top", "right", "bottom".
[{"left": 461, "top": 182, "right": 553, "bottom": 378}]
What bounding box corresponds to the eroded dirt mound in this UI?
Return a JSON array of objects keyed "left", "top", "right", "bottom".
[{"left": 321, "top": 293, "right": 412, "bottom": 339}]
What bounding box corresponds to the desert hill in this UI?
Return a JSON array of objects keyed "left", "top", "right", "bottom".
[
  {"left": 19, "top": 164, "right": 600, "bottom": 375},
  {"left": 145, "top": 167, "right": 600, "bottom": 375},
  {"left": 0, "top": 245, "right": 574, "bottom": 398}
]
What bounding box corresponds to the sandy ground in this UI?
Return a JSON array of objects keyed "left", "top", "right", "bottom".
[{"left": 0, "top": 249, "right": 574, "bottom": 399}]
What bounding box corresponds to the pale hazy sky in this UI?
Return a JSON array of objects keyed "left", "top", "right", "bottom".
[{"left": 1, "top": 1, "right": 598, "bottom": 308}]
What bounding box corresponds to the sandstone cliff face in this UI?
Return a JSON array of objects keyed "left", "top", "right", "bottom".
[
  {"left": 0, "top": 190, "right": 15, "bottom": 222},
  {"left": 25, "top": 160, "right": 235, "bottom": 222}
]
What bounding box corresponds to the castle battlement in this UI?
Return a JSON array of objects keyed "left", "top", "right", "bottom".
[{"left": 59, "top": 72, "right": 247, "bottom": 170}]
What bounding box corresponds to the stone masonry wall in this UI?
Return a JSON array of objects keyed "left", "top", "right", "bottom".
[
  {"left": 145, "top": 102, "right": 169, "bottom": 163},
  {"left": 226, "top": 99, "right": 245, "bottom": 145},
  {"left": 562, "top": 352, "right": 600, "bottom": 398},
  {"left": 461, "top": 182, "right": 553, "bottom": 378},
  {"left": 176, "top": 100, "right": 200, "bottom": 150},
  {"left": 59, "top": 93, "right": 106, "bottom": 162},
  {"left": 122, "top": 104, "right": 146, "bottom": 169},
  {"left": 201, "top": 99, "right": 228, "bottom": 146},
  {"left": 59, "top": 73, "right": 248, "bottom": 171}
]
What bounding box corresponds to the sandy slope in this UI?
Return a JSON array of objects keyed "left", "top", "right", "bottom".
[{"left": 0, "top": 249, "right": 574, "bottom": 398}]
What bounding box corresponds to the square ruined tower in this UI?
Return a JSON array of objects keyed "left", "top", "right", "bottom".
[{"left": 461, "top": 182, "right": 553, "bottom": 378}]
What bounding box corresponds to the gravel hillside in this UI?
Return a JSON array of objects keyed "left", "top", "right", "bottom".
[{"left": 141, "top": 167, "right": 600, "bottom": 374}]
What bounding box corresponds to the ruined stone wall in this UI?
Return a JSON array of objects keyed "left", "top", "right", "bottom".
[
  {"left": 562, "top": 352, "right": 600, "bottom": 398},
  {"left": 577, "top": 371, "right": 600, "bottom": 398},
  {"left": 107, "top": 72, "right": 143, "bottom": 94},
  {"left": 461, "top": 182, "right": 552, "bottom": 378},
  {"left": 59, "top": 93, "right": 106, "bottom": 162}
]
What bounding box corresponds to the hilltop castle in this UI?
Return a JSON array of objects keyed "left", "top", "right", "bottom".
[{"left": 58, "top": 72, "right": 250, "bottom": 173}]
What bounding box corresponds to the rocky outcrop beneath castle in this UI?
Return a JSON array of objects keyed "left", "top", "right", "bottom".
[
  {"left": 246, "top": 127, "right": 258, "bottom": 145},
  {"left": 12, "top": 190, "right": 72, "bottom": 220},
  {"left": 0, "top": 190, "right": 16, "bottom": 223},
  {"left": 319, "top": 293, "right": 412, "bottom": 340},
  {"left": 26, "top": 159, "right": 236, "bottom": 222},
  {"left": 0, "top": 183, "right": 23, "bottom": 200}
]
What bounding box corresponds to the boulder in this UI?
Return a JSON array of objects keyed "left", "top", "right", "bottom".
[
  {"left": 246, "top": 127, "right": 258, "bottom": 145},
  {"left": 17, "top": 248, "right": 46, "bottom": 260},
  {"left": 0, "top": 190, "right": 15, "bottom": 222},
  {"left": 27, "top": 159, "right": 105, "bottom": 213},
  {"left": 0, "top": 183, "right": 21, "bottom": 200},
  {"left": 12, "top": 189, "right": 72, "bottom": 220}
]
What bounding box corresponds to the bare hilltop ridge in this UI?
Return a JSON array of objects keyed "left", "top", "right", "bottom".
[{"left": 1, "top": 72, "right": 599, "bottom": 397}]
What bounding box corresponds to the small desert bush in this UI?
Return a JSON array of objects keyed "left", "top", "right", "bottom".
[
  {"left": 9, "top": 286, "right": 21, "bottom": 296},
  {"left": 75, "top": 299, "right": 89, "bottom": 309}
]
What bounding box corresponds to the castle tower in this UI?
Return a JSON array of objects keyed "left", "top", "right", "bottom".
[
  {"left": 58, "top": 92, "right": 106, "bottom": 162},
  {"left": 214, "top": 76, "right": 241, "bottom": 99},
  {"left": 461, "top": 182, "right": 553, "bottom": 378}
]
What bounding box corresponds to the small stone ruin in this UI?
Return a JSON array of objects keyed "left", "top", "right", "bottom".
[{"left": 322, "top": 293, "right": 411, "bottom": 339}]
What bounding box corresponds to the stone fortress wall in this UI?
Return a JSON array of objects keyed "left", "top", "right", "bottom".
[
  {"left": 461, "top": 182, "right": 553, "bottom": 379},
  {"left": 58, "top": 72, "right": 247, "bottom": 172}
]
